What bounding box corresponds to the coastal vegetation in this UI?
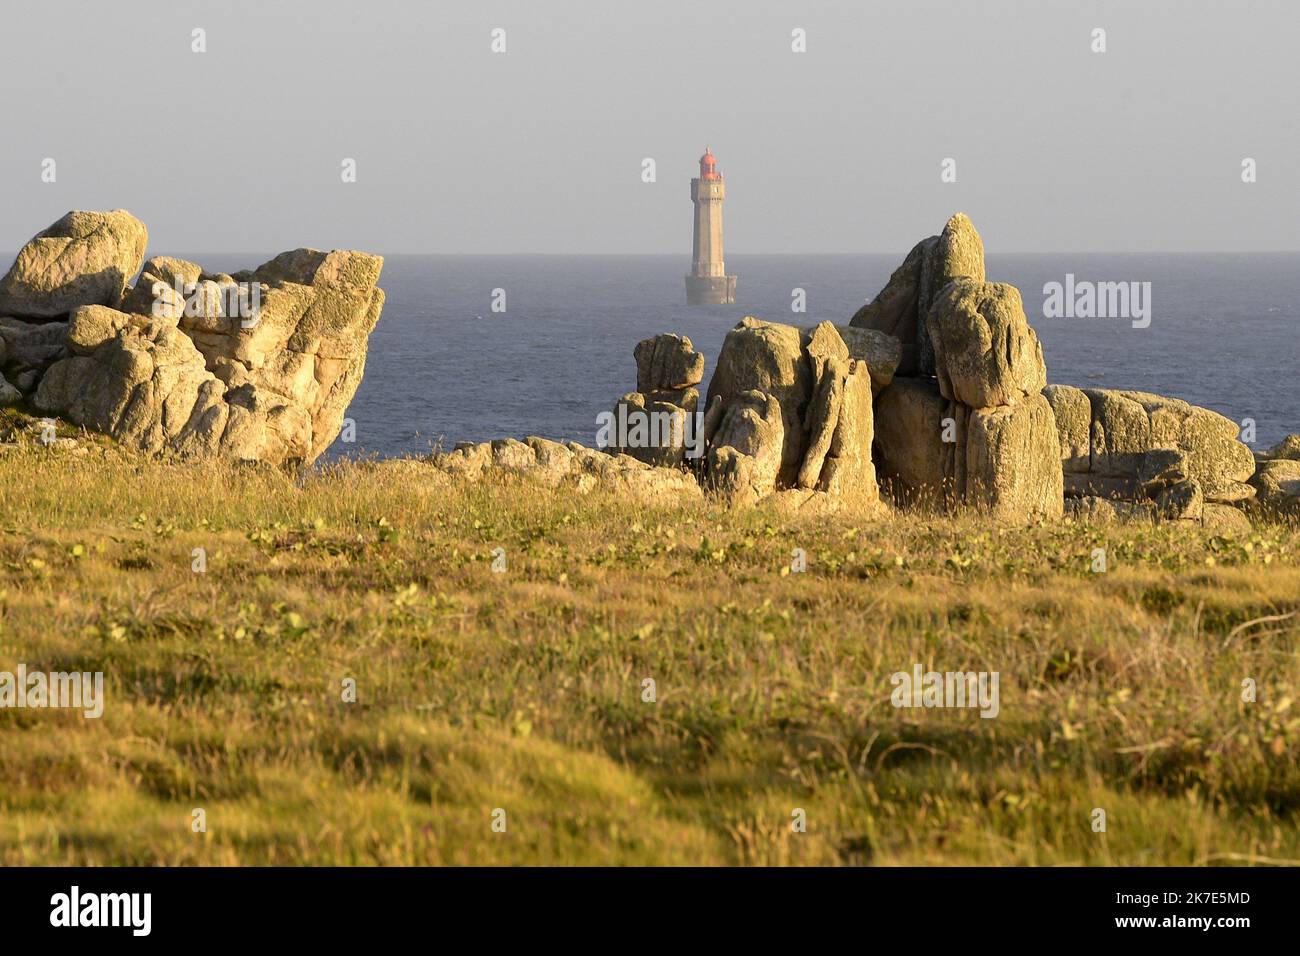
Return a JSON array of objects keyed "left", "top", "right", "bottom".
[{"left": 1, "top": 424, "right": 1296, "bottom": 865}]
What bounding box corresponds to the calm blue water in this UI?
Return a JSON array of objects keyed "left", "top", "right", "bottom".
[{"left": 134, "top": 253, "right": 1300, "bottom": 458}]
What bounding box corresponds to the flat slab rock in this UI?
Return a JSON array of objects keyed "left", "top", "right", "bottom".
[
  {"left": 1043, "top": 383, "right": 1256, "bottom": 503},
  {"left": 433, "top": 437, "right": 704, "bottom": 504}
]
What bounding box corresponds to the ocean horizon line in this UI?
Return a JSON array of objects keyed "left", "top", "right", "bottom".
[{"left": 13, "top": 249, "right": 1291, "bottom": 260}]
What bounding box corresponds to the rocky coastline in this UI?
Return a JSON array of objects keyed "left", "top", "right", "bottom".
[{"left": 1, "top": 208, "right": 1295, "bottom": 525}]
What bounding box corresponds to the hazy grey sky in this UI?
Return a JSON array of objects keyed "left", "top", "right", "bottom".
[{"left": 3, "top": 0, "right": 1297, "bottom": 255}]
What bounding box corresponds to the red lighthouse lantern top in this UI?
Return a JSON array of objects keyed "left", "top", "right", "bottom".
[{"left": 699, "top": 147, "right": 721, "bottom": 181}]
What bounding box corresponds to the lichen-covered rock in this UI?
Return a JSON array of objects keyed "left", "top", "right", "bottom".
[
  {"left": 705, "top": 390, "right": 786, "bottom": 506},
  {"left": 432, "top": 438, "right": 703, "bottom": 504},
  {"left": 33, "top": 246, "right": 385, "bottom": 465},
  {"left": 634, "top": 333, "right": 704, "bottom": 391},
  {"left": 34, "top": 313, "right": 283, "bottom": 460},
  {"left": 1262, "top": 434, "right": 1300, "bottom": 461},
  {"left": 798, "top": 322, "right": 851, "bottom": 488},
  {"left": 706, "top": 317, "right": 812, "bottom": 486},
  {"left": 814, "top": 359, "right": 878, "bottom": 502},
  {"left": 827, "top": 324, "right": 900, "bottom": 395},
  {"left": 1249, "top": 458, "right": 1300, "bottom": 515},
  {"left": 1152, "top": 478, "right": 1204, "bottom": 522},
  {"left": 1043, "top": 384, "right": 1256, "bottom": 504},
  {"left": 926, "top": 279, "right": 1046, "bottom": 409},
  {"left": 607, "top": 391, "right": 692, "bottom": 468},
  {"left": 701, "top": 319, "right": 882, "bottom": 507},
  {"left": 118, "top": 256, "right": 204, "bottom": 320},
  {"left": 644, "top": 386, "right": 699, "bottom": 414},
  {"left": 0, "top": 210, "right": 148, "bottom": 318},
  {"left": 1202, "top": 503, "right": 1253, "bottom": 533},
  {"left": 848, "top": 213, "right": 987, "bottom": 378},
  {"left": 958, "top": 394, "right": 1063, "bottom": 521},
  {"left": 1065, "top": 495, "right": 1158, "bottom": 524},
  {"left": 66, "top": 304, "right": 145, "bottom": 354},
  {"left": 1043, "top": 384, "right": 1092, "bottom": 473},
  {"left": 917, "top": 213, "right": 986, "bottom": 376}
]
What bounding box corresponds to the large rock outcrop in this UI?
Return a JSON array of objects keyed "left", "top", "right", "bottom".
[
  {"left": 867, "top": 215, "right": 1060, "bottom": 523},
  {"left": 926, "top": 279, "right": 1047, "bottom": 409},
  {"left": 704, "top": 318, "right": 812, "bottom": 486},
  {"left": 704, "top": 390, "right": 786, "bottom": 506},
  {"left": 2, "top": 210, "right": 385, "bottom": 466},
  {"left": 873, "top": 377, "right": 1062, "bottom": 520},
  {"left": 1043, "top": 384, "right": 1257, "bottom": 526},
  {"left": 850, "top": 213, "right": 985, "bottom": 377},
  {"left": 956, "top": 395, "right": 1062, "bottom": 519},
  {"left": 0, "top": 210, "right": 148, "bottom": 319},
  {"left": 701, "top": 318, "right": 886, "bottom": 508},
  {"left": 873, "top": 377, "right": 951, "bottom": 506},
  {"left": 606, "top": 333, "right": 705, "bottom": 467},
  {"left": 848, "top": 237, "right": 933, "bottom": 376}
]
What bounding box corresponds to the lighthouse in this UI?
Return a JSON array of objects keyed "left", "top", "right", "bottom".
[{"left": 685, "top": 148, "right": 737, "bottom": 305}]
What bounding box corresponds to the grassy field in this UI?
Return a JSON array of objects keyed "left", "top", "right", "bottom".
[{"left": 1, "top": 426, "right": 1298, "bottom": 865}]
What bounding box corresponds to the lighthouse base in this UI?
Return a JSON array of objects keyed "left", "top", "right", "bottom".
[{"left": 685, "top": 275, "right": 737, "bottom": 306}]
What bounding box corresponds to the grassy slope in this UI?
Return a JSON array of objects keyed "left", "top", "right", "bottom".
[{"left": 0, "top": 437, "right": 1297, "bottom": 866}]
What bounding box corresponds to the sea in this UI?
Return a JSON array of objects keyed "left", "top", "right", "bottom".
[{"left": 165, "top": 253, "right": 1300, "bottom": 459}]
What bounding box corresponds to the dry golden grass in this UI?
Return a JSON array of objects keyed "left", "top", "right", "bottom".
[{"left": 0, "top": 426, "right": 1297, "bottom": 865}]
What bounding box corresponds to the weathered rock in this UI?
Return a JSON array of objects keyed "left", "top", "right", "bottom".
[
  {"left": 1136, "top": 448, "right": 1191, "bottom": 495},
  {"left": 433, "top": 439, "right": 703, "bottom": 504},
  {"left": 1043, "top": 384, "right": 1092, "bottom": 473},
  {"left": 0, "top": 211, "right": 148, "bottom": 318},
  {"left": 872, "top": 377, "right": 951, "bottom": 506},
  {"left": 1202, "top": 503, "right": 1253, "bottom": 533},
  {"left": 1065, "top": 496, "right": 1158, "bottom": 524},
  {"left": 798, "top": 323, "right": 851, "bottom": 487},
  {"left": 1249, "top": 458, "right": 1300, "bottom": 515},
  {"left": 0, "top": 317, "right": 69, "bottom": 391},
  {"left": 34, "top": 246, "right": 385, "bottom": 465},
  {"left": 118, "top": 256, "right": 204, "bottom": 320},
  {"left": 826, "top": 325, "right": 900, "bottom": 395},
  {"left": 607, "top": 392, "right": 692, "bottom": 468},
  {"left": 0, "top": 374, "right": 20, "bottom": 406},
  {"left": 848, "top": 236, "right": 934, "bottom": 376},
  {"left": 645, "top": 386, "right": 699, "bottom": 414},
  {"left": 490, "top": 437, "right": 538, "bottom": 471},
  {"left": 917, "top": 214, "right": 986, "bottom": 376},
  {"left": 1043, "top": 384, "right": 1256, "bottom": 504},
  {"left": 525, "top": 436, "right": 574, "bottom": 477},
  {"left": 700, "top": 319, "right": 882, "bottom": 507},
  {"left": 1262, "top": 434, "right": 1300, "bottom": 461},
  {"left": 1152, "top": 478, "right": 1204, "bottom": 522},
  {"left": 66, "top": 304, "right": 140, "bottom": 354},
  {"left": 634, "top": 333, "right": 704, "bottom": 391},
  {"left": 706, "top": 318, "right": 812, "bottom": 486},
  {"left": 437, "top": 440, "right": 493, "bottom": 477},
  {"left": 926, "top": 279, "right": 1046, "bottom": 409},
  {"left": 815, "top": 359, "right": 878, "bottom": 502},
  {"left": 958, "top": 394, "right": 1063, "bottom": 521},
  {"left": 705, "top": 390, "right": 786, "bottom": 506},
  {"left": 34, "top": 313, "right": 282, "bottom": 460}
]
